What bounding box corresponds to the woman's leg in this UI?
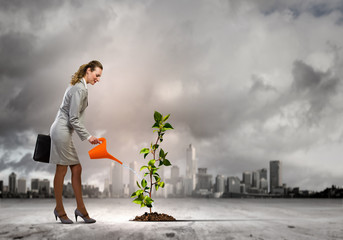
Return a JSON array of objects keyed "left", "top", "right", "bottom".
[
  {"left": 70, "top": 164, "right": 89, "bottom": 216},
  {"left": 54, "top": 164, "right": 68, "bottom": 218}
]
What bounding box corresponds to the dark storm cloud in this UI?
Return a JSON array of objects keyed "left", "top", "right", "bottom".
[
  {"left": 0, "top": 32, "right": 36, "bottom": 78},
  {"left": 250, "top": 75, "right": 278, "bottom": 93},
  {"left": 290, "top": 60, "right": 341, "bottom": 123},
  {"left": 0, "top": 0, "right": 342, "bottom": 190},
  {"left": 0, "top": 0, "right": 117, "bottom": 148},
  {"left": 0, "top": 152, "right": 52, "bottom": 175},
  {"left": 254, "top": 0, "right": 343, "bottom": 18}
]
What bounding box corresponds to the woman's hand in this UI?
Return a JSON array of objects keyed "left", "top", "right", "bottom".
[{"left": 88, "top": 136, "right": 100, "bottom": 145}]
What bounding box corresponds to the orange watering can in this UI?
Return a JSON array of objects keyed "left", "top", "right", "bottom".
[{"left": 88, "top": 137, "right": 122, "bottom": 164}]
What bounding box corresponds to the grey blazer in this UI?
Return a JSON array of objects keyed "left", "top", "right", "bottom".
[
  {"left": 49, "top": 81, "right": 91, "bottom": 165},
  {"left": 57, "top": 81, "right": 91, "bottom": 141}
]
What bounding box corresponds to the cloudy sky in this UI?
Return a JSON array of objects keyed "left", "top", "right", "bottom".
[{"left": 1, "top": 0, "right": 343, "bottom": 191}]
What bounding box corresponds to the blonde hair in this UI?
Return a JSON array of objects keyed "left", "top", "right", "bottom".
[{"left": 70, "top": 60, "right": 103, "bottom": 85}]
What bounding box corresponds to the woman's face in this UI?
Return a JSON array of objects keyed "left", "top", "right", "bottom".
[{"left": 85, "top": 67, "right": 102, "bottom": 85}]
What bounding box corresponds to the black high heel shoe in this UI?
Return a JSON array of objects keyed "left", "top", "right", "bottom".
[
  {"left": 75, "top": 209, "right": 96, "bottom": 224},
  {"left": 54, "top": 209, "right": 73, "bottom": 224}
]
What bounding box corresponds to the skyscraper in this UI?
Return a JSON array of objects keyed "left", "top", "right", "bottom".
[
  {"left": 186, "top": 144, "right": 197, "bottom": 191},
  {"left": 9, "top": 172, "right": 16, "bottom": 194},
  {"left": 17, "top": 179, "right": 26, "bottom": 194},
  {"left": 227, "top": 176, "right": 241, "bottom": 193},
  {"left": 196, "top": 168, "right": 212, "bottom": 191},
  {"left": 242, "top": 172, "right": 252, "bottom": 189},
  {"left": 171, "top": 165, "right": 180, "bottom": 182},
  {"left": 111, "top": 162, "right": 123, "bottom": 197},
  {"left": 129, "top": 161, "right": 139, "bottom": 195},
  {"left": 39, "top": 179, "right": 50, "bottom": 195},
  {"left": 270, "top": 160, "right": 282, "bottom": 192},
  {"left": 252, "top": 171, "right": 260, "bottom": 189},
  {"left": 215, "top": 175, "right": 225, "bottom": 193},
  {"left": 259, "top": 168, "right": 268, "bottom": 192},
  {"left": 31, "top": 179, "right": 39, "bottom": 193}
]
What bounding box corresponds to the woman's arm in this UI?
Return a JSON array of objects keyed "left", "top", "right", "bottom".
[{"left": 69, "top": 88, "right": 92, "bottom": 141}]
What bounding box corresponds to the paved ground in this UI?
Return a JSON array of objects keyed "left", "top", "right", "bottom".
[{"left": 0, "top": 198, "right": 342, "bottom": 239}]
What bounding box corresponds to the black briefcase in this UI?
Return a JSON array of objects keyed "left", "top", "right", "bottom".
[{"left": 33, "top": 134, "right": 51, "bottom": 163}]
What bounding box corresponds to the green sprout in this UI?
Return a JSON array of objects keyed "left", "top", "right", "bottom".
[{"left": 130, "top": 111, "right": 173, "bottom": 213}]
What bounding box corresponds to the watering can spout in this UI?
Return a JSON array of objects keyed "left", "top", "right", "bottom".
[{"left": 88, "top": 137, "right": 123, "bottom": 164}]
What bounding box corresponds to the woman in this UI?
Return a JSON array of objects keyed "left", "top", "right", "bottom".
[{"left": 50, "top": 60, "right": 102, "bottom": 224}]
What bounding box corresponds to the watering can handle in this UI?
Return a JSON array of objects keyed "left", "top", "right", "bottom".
[{"left": 98, "top": 137, "right": 106, "bottom": 144}]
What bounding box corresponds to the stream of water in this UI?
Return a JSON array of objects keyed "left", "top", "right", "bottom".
[{"left": 122, "top": 163, "right": 143, "bottom": 182}]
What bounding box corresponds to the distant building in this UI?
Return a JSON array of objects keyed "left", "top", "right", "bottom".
[
  {"left": 259, "top": 168, "right": 268, "bottom": 191},
  {"left": 31, "top": 179, "right": 39, "bottom": 193},
  {"left": 259, "top": 168, "right": 267, "bottom": 181},
  {"left": 242, "top": 172, "right": 252, "bottom": 189},
  {"left": 186, "top": 144, "right": 197, "bottom": 191},
  {"left": 170, "top": 165, "right": 183, "bottom": 196},
  {"left": 17, "top": 179, "right": 26, "bottom": 194},
  {"left": 240, "top": 183, "right": 246, "bottom": 193},
  {"left": 270, "top": 160, "right": 282, "bottom": 193},
  {"left": 39, "top": 179, "right": 50, "bottom": 195},
  {"left": 0, "top": 180, "right": 3, "bottom": 197},
  {"left": 196, "top": 168, "right": 212, "bottom": 191},
  {"left": 252, "top": 171, "right": 260, "bottom": 189},
  {"left": 215, "top": 175, "right": 225, "bottom": 193},
  {"left": 83, "top": 184, "right": 100, "bottom": 198},
  {"left": 260, "top": 178, "right": 268, "bottom": 193},
  {"left": 183, "top": 178, "right": 193, "bottom": 196},
  {"left": 9, "top": 172, "right": 16, "bottom": 194},
  {"left": 64, "top": 182, "right": 74, "bottom": 198},
  {"left": 111, "top": 162, "right": 123, "bottom": 197},
  {"left": 165, "top": 183, "right": 174, "bottom": 197},
  {"left": 171, "top": 166, "right": 180, "bottom": 183},
  {"left": 103, "top": 178, "right": 110, "bottom": 197},
  {"left": 227, "top": 177, "right": 241, "bottom": 193}
]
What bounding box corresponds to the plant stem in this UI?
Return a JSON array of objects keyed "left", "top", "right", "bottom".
[{"left": 149, "top": 133, "right": 160, "bottom": 214}]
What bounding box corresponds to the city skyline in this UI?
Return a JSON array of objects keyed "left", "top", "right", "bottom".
[{"left": 1, "top": 144, "right": 340, "bottom": 197}]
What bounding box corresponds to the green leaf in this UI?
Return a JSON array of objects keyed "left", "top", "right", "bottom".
[
  {"left": 147, "top": 203, "right": 153, "bottom": 208},
  {"left": 155, "top": 184, "right": 159, "bottom": 191},
  {"left": 141, "top": 179, "right": 147, "bottom": 188},
  {"left": 158, "top": 160, "right": 164, "bottom": 166},
  {"left": 144, "top": 153, "right": 149, "bottom": 159},
  {"left": 140, "top": 148, "right": 150, "bottom": 154},
  {"left": 133, "top": 198, "right": 142, "bottom": 204},
  {"left": 136, "top": 190, "right": 143, "bottom": 196},
  {"left": 160, "top": 182, "right": 165, "bottom": 188},
  {"left": 140, "top": 166, "right": 148, "bottom": 171},
  {"left": 163, "top": 159, "right": 171, "bottom": 166},
  {"left": 159, "top": 149, "right": 165, "bottom": 158},
  {"left": 152, "top": 122, "right": 159, "bottom": 128},
  {"left": 145, "top": 196, "right": 153, "bottom": 204},
  {"left": 153, "top": 172, "right": 160, "bottom": 177},
  {"left": 163, "top": 114, "right": 170, "bottom": 122},
  {"left": 154, "top": 175, "right": 160, "bottom": 182},
  {"left": 130, "top": 192, "right": 137, "bottom": 198},
  {"left": 144, "top": 172, "right": 149, "bottom": 177},
  {"left": 152, "top": 144, "right": 159, "bottom": 150},
  {"left": 154, "top": 111, "right": 162, "bottom": 123},
  {"left": 163, "top": 123, "right": 174, "bottom": 130},
  {"left": 136, "top": 181, "right": 141, "bottom": 189},
  {"left": 148, "top": 159, "right": 156, "bottom": 166}
]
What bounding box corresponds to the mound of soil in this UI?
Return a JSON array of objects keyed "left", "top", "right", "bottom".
[{"left": 133, "top": 212, "right": 176, "bottom": 221}]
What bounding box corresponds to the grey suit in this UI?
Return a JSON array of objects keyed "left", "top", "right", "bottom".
[{"left": 50, "top": 81, "right": 91, "bottom": 165}]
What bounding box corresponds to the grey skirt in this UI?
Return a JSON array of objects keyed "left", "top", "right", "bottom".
[{"left": 49, "top": 119, "right": 80, "bottom": 165}]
